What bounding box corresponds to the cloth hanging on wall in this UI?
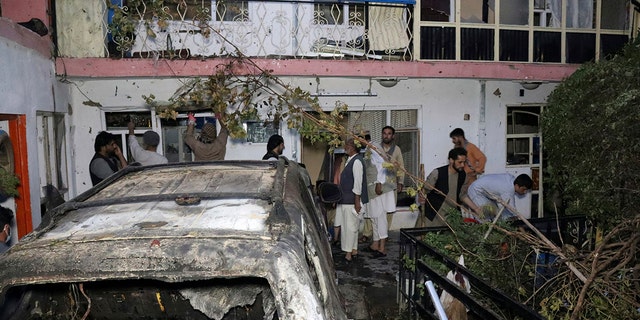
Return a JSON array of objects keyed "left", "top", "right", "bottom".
[{"left": 368, "top": 5, "right": 410, "bottom": 51}]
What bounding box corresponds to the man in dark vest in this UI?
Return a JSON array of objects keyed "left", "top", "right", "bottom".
[
  {"left": 416, "top": 147, "right": 469, "bottom": 227},
  {"left": 89, "top": 131, "right": 127, "bottom": 186},
  {"left": 335, "top": 138, "right": 369, "bottom": 262}
]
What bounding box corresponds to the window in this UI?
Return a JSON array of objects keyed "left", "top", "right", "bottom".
[
  {"left": 463, "top": 28, "right": 494, "bottom": 60},
  {"left": 391, "top": 109, "right": 419, "bottom": 188},
  {"left": 244, "top": 121, "right": 278, "bottom": 144},
  {"left": 420, "top": 26, "right": 455, "bottom": 60},
  {"left": 461, "top": 0, "right": 495, "bottom": 24},
  {"left": 566, "top": 32, "right": 595, "bottom": 63},
  {"left": 347, "top": 109, "right": 420, "bottom": 189},
  {"left": 600, "top": 0, "right": 628, "bottom": 30},
  {"left": 421, "top": 0, "right": 452, "bottom": 22},
  {"left": 534, "top": 0, "right": 559, "bottom": 27},
  {"left": 566, "top": 0, "right": 594, "bottom": 29},
  {"left": 37, "top": 113, "right": 69, "bottom": 212},
  {"left": 105, "top": 111, "right": 158, "bottom": 163},
  {"left": 534, "top": 31, "right": 561, "bottom": 62},
  {"left": 160, "top": 113, "right": 216, "bottom": 163},
  {"left": 105, "top": 111, "right": 152, "bottom": 130},
  {"left": 506, "top": 105, "right": 543, "bottom": 217},
  {"left": 417, "top": 0, "right": 629, "bottom": 63},
  {"left": 500, "top": 0, "right": 529, "bottom": 25},
  {"left": 507, "top": 107, "right": 540, "bottom": 165}
]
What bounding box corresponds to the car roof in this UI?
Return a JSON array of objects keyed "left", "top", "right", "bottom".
[
  {"left": 1, "top": 158, "right": 324, "bottom": 272},
  {"left": 29, "top": 160, "right": 295, "bottom": 239},
  {"left": 0, "top": 159, "right": 347, "bottom": 319}
]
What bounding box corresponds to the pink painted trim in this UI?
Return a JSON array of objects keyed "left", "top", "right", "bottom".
[
  {"left": 55, "top": 58, "right": 579, "bottom": 82},
  {"left": 0, "top": 0, "right": 49, "bottom": 25},
  {"left": 0, "top": 17, "right": 52, "bottom": 58}
]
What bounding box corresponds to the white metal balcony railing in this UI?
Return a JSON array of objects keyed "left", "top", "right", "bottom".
[{"left": 105, "top": 0, "right": 414, "bottom": 61}]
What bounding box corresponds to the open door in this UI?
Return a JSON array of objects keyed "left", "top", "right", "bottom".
[{"left": 0, "top": 115, "right": 32, "bottom": 238}]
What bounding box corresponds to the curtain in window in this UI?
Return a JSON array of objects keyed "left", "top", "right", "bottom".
[
  {"left": 368, "top": 6, "right": 410, "bottom": 51},
  {"left": 566, "top": 0, "right": 593, "bottom": 28},
  {"left": 547, "top": 0, "right": 592, "bottom": 28},
  {"left": 547, "top": 0, "right": 561, "bottom": 28}
]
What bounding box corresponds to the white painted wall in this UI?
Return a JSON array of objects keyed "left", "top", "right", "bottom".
[
  {"left": 0, "top": 26, "right": 59, "bottom": 229},
  {"left": 297, "top": 76, "right": 556, "bottom": 173},
  {"left": 64, "top": 78, "right": 303, "bottom": 194},
  {"left": 65, "top": 76, "right": 558, "bottom": 219}
]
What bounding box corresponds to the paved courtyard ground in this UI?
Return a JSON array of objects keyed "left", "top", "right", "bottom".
[{"left": 332, "top": 230, "right": 405, "bottom": 320}]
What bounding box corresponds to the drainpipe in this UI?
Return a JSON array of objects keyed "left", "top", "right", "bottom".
[{"left": 478, "top": 80, "right": 486, "bottom": 151}]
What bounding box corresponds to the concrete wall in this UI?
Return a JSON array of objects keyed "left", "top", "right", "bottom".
[
  {"left": 65, "top": 76, "right": 556, "bottom": 218},
  {"left": 54, "top": 0, "right": 106, "bottom": 58},
  {"left": 295, "top": 76, "right": 555, "bottom": 174},
  {"left": 0, "top": 17, "right": 59, "bottom": 229},
  {"left": 63, "top": 78, "right": 304, "bottom": 192}
]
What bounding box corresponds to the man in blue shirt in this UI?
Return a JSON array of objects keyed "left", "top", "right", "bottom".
[{"left": 462, "top": 173, "right": 533, "bottom": 221}]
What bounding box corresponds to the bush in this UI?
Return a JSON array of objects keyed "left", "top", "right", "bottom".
[
  {"left": 542, "top": 41, "right": 640, "bottom": 230},
  {"left": 0, "top": 168, "right": 19, "bottom": 198}
]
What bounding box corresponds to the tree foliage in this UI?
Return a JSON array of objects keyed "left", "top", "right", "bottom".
[
  {"left": 0, "top": 168, "right": 20, "bottom": 198},
  {"left": 143, "top": 57, "right": 350, "bottom": 153},
  {"left": 542, "top": 40, "right": 640, "bottom": 229}
]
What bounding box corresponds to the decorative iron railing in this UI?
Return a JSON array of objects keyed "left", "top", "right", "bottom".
[
  {"left": 398, "top": 215, "right": 594, "bottom": 319},
  {"left": 106, "top": 0, "right": 414, "bottom": 60}
]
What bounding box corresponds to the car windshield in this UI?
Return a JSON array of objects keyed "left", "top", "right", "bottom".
[{"left": 88, "top": 163, "right": 277, "bottom": 202}]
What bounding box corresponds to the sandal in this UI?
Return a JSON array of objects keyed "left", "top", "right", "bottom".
[{"left": 372, "top": 251, "right": 387, "bottom": 258}]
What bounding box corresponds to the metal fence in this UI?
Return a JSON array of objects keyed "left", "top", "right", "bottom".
[{"left": 397, "top": 215, "right": 593, "bottom": 320}]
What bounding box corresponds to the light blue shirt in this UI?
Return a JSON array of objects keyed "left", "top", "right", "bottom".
[{"left": 467, "top": 173, "right": 517, "bottom": 218}]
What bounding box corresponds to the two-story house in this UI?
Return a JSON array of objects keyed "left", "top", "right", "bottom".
[{"left": 0, "top": 0, "right": 637, "bottom": 238}]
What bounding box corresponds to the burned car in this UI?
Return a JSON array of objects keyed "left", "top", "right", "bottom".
[{"left": 0, "top": 159, "right": 347, "bottom": 319}]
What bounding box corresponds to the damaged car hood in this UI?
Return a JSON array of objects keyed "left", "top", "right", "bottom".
[{"left": 0, "top": 160, "right": 346, "bottom": 319}]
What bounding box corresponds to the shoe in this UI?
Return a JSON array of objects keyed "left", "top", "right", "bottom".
[
  {"left": 358, "top": 236, "right": 369, "bottom": 244},
  {"left": 362, "top": 246, "right": 377, "bottom": 253},
  {"left": 372, "top": 251, "right": 387, "bottom": 258}
]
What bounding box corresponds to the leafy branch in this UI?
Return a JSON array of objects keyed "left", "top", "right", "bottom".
[{"left": 0, "top": 168, "right": 20, "bottom": 198}]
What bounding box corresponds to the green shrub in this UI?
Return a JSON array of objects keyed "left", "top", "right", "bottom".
[{"left": 542, "top": 41, "right": 640, "bottom": 230}]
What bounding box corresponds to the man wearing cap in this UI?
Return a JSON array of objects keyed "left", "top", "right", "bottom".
[
  {"left": 184, "top": 113, "right": 229, "bottom": 161},
  {"left": 262, "top": 134, "right": 285, "bottom": 160},
  {"left": 336, "top": 138, "right": 369, "bottom": 262},
  {"left": 127, "top": 122, "right": 168, "bottom": 166}
]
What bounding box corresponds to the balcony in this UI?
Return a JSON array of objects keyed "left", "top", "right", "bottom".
[
  {"left": 106, "top": 0, "right": 414, "bottom": 61},
  {"left": 100, "top": 0, "right": 632, "bottom": 64}
]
